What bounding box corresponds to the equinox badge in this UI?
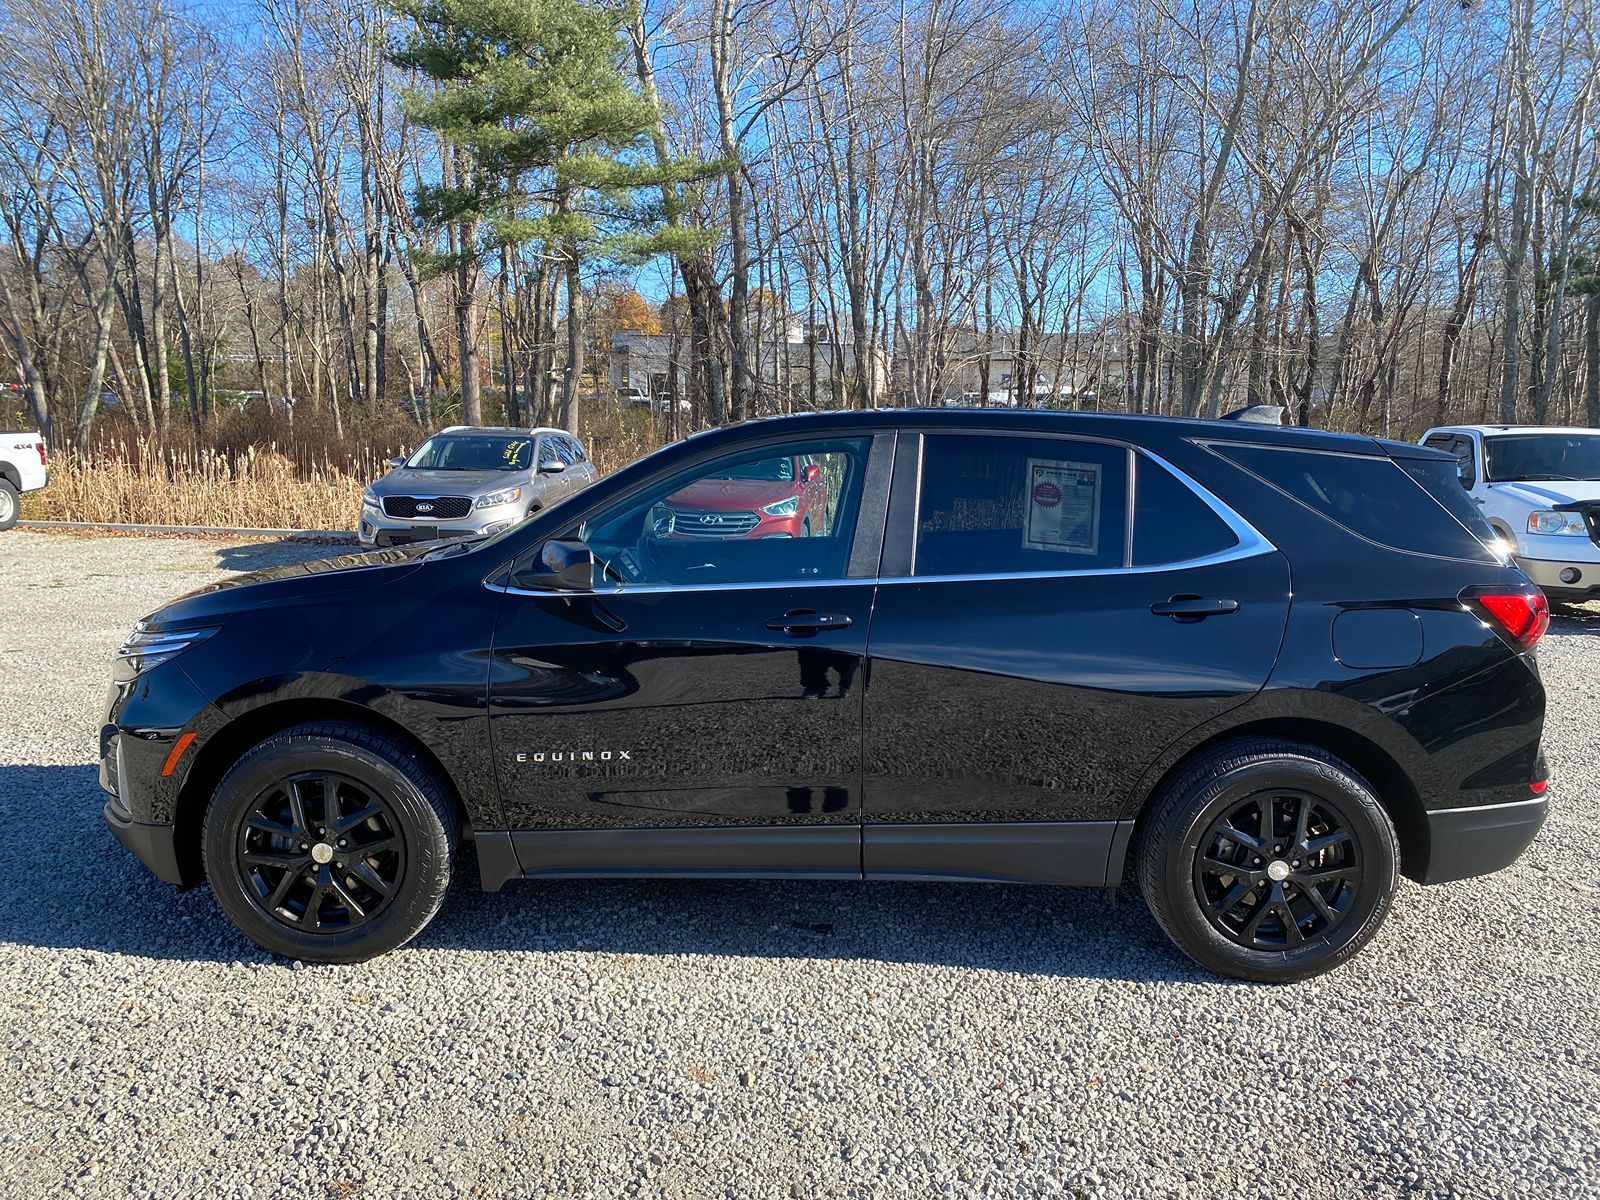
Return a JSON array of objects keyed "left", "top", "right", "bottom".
[{"left": 515, "top": 750, "right": 633, "bottom": 763}]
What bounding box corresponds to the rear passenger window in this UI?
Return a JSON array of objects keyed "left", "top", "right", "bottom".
[
  {"left": 915, "top": 435, "right": 1128, "bottom": 576},
  {"left": 1216, "top": 444, "right": 1495, "bottom": 561},
  {"left": 1133, "top": 456, "right": 1239, "bottom": 566}
]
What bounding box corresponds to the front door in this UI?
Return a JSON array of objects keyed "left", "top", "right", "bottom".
[
  {"left": 487, "top": 432, "right": 889, "bottom": 874},
  {"left": 862, "top": 431, "right": 1291, "bottom": 885}
]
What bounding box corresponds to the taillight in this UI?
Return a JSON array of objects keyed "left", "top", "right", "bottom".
[
  {"left": 37, "top": 442, "right": 46, "bottom": 466},
  {"left": 1462, "top": 586, "right": 1549, "bottom": 650}
]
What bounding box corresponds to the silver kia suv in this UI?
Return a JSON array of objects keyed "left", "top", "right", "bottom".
[{"left": 359, "top": 426, "right": 598, "bottom": 547}]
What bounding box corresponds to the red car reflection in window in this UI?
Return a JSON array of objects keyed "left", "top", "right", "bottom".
[{"left": 662, "top": 455, "right": 830, "bottom": 539}]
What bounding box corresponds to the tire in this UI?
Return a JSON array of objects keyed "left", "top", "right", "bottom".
[
  {"left": 801, "top": 516, "right": 812, "bottom": 537},
  {"left": 1136, "top": 738, "right": 1398, "bottom": 983},
  {"left": 202, "top": 720, "right": 459, "bottom": 963},
  {"left": 0, "top": 479, "right": 18, "bottom": 531}
]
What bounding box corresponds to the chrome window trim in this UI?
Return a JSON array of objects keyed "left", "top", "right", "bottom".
[
  {"left": 489, "top": 437, "right": 1277, "bottom": 599},
  {"left": 489, "top": 451, "right": 1274, "bottom": 598},
  {"left": 490, "top": 539, "right": 1279, "bottom": 599},
  {"left": 494, "top": 577, "right": 873, "bottom": 598}
]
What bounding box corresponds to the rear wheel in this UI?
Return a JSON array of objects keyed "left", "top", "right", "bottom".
[
  {"left": 0, "top": 479, "right": 18, "bottom": 530},
  {"left": 202, "top": 720, "right": 458, "bottom": 962},
  {"left": 1137, "top": 738, "right": 1398, "bottom": 982}
]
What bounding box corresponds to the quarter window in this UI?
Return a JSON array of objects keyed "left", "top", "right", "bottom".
[
  {"left": 1132, "top": 456, "right": 1239, "bottom": 566},
  {"left": 913, "top": 434, "right": 1129, "bottom": 576}
]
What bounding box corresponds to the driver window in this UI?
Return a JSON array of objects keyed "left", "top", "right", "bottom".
[{"left": 573, "top": 437, "right": 872, "bottom": 587}]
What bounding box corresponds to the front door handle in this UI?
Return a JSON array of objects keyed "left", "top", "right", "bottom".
[
  {"left": 766, "top": 609, "right": 854, "bottom": 636},
  {"left": 1150, "top": 595, "right": 1239, "bottom": 621}
]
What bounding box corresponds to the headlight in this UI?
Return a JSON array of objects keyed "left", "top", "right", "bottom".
[
  {"left": 117, "top": 624, "right": 219, "bottom": 673},
  {"left": 476, "top": 486, "right": 523, "bottom": 509},
  {"left": 760, "top": 496, "right": 800, "bottom": 518},
  {"left": 361, "top": 486, "right": 379, "bottom": 508},
  {"left": 1527, "top": 510, "right": 1586, "bottom": 535}
]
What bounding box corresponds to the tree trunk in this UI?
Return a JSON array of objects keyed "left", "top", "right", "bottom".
[
  {"left": 559, "top": 242, "right": 583, "bottom": 435},
  {"left": 1584, "top": 291, "right": 1600, "bottom": 429},
  {"left": 76, "top": 277, "right": 119, "bottom": 444}
]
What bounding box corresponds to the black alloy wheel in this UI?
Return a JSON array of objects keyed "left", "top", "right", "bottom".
[
  {"left": 235, "top": 771, "right": 406, "bottom": 933},
  {"left": 1191, "top": 789, "right": 1360, "bottom": 950},
  {"left": 203, "top": 720, "right": 458, "bottom": 962},
  {"left": 1137, "top": 738, "right": 1398, "bottom": 983}
]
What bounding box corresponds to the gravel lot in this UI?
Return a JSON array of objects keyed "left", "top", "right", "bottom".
[{"left": 1, "top": 528, "right": 1597, "bottom": 1199}]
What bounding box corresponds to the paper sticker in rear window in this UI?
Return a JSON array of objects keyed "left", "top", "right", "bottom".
[{"left": 1024, "top": 459, "right": 1100, "bottom": 554}]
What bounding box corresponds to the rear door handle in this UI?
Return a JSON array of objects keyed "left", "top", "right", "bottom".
[
  {"left": 1150, "top": 595, "right": 1239, "bottom": 620},
  {"left": 766, "top": 609, "right": 854, "bottom": 636}
]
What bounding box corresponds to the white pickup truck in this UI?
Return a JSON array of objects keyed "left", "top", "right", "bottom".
[
  {"left": 0, "top": 430, "right": 48, "bottom": 531},
  {"left": 1419, "top": 424, "right": 1600, "bottom": 602}
]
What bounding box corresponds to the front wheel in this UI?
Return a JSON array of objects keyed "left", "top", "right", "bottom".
[
  {"left": 202, "top": 721, "right": 458, "bottom": 962},
  {"left": 1137, "top": 738, "right": 1398, "bottom": 983}
]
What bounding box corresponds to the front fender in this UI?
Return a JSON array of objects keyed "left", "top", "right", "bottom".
[{"left": 188, "top": 669, "right": 501, "bottom": 831}]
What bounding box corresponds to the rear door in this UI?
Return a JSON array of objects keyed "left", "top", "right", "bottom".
[{"left": 861, "top": 431, "right": 1291, "bottom": 886}]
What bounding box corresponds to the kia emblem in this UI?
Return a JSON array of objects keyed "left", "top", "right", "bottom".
[{"left": 417, "top": 502, "right": 434, "bottom": 513}]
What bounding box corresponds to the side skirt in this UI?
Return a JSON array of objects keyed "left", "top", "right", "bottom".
[
  {"left": 478, "top": 825, "right": 862, "bottom": 891},
  {"left": 472, "top": 821, "right": 1126, "bottom": 892},
  {"left": 864, "top": 821, "right": 1124, "bottom": 888}
]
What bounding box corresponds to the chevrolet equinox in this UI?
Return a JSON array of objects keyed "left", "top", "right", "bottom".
[{"left": 102, "top": 410, "right": 1550, "bottom": 981}]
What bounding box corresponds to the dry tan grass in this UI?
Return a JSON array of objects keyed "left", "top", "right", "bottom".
[
  {"left": 22, "top": 441, "right": 380, "bottom": 529},
  {"left": 21, "top": 414, "right": 663, "bottom": 529}
]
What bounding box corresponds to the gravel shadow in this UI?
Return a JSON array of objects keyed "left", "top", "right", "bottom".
[{"left": 0, "top": 761, "right": 1201, "bottom": 983}]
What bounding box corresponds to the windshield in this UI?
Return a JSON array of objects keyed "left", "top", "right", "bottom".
[
  {"left": 1485, "top": 434, "right": 1600, "bottom": 483},
  {"left": 406, "top": 435, "right": 533, "bottom": 472},
  {"left": 706, "top": 456, "right": 794, "bottom": 483}
]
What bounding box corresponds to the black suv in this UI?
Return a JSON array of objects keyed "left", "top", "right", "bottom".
[{"left": 102, "top": 411, "right": 1550, "bottom": 981}]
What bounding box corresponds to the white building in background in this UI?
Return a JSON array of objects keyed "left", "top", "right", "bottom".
[
  {"left": 610, "top": 322, "right": 882, "bottom": 409},
  {"left": 609, "top": 324, "right": 1125, "bottom": 410}
]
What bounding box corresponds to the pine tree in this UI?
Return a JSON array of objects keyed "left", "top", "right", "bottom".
[{"left": 388, "top": 0, "right": 709, "bottom": 432}]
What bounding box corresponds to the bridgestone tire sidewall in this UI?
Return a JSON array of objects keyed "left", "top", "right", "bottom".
[
  {"left": 203, "top": 732, "right": 452, "bottom": 963},
  {"left": 1156, "top": 757, "right": 1398, "bottom": 983}
]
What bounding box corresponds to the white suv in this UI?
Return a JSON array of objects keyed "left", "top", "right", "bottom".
[{"left": 1419, "top": 424, "right": 1600, "bottom": 602}]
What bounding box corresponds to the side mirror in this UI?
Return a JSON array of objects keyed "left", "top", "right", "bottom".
[
  {"left": 542, "top": 459, "right": 567, "bottom": 474},
  {"left": 389, "top": 455, "right": 405, "bottom": 469},
  {"left": 801, "top": 463, "right": 821, "bottom": 483},
  {"left": 514, "top": 539, "right": 595, "bottom": 591}
]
